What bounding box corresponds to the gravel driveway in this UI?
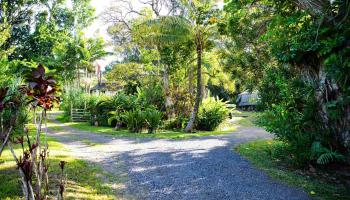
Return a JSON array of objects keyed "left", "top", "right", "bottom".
[{"left": 47, "top": 118, "right": 310, "bottom": 200}]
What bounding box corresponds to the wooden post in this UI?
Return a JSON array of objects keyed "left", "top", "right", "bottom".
[{"left": 70, "top": 103, "right": 73, "bottom": 122}]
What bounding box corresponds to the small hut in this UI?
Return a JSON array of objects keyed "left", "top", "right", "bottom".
[{"left": 236, "top": 91, "right": 260, "bottom": 110}]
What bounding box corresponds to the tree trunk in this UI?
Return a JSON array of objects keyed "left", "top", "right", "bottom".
[
  {"left": 185, "top": 44, "right": 202, "bottom": 132},
  {"left": 189, "top": 65, "right": 194, "bottom": 96},
  {"left": 314, "top": 69, "right": 350, "bottom": 152},
  {"left": 77, "top": 64, "right": 80, "bottom": 88},
  {"left": 163, "top": 65, "right": 173, "bottom": 118}
]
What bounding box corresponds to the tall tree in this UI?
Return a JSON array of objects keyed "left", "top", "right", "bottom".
[
  {"left": 53, "top": 32, "right": 108, "bottom": 85},
  {"left": 181, "top": 0, "right": 219, "bottom": 132},
  {"left": 225, "top": 0, "right": 350, "bottom": 156},
  {"left": 105, "top": 0, "right": 188, "bottom": 118},
  {"left": 130, "top": 0, "right": 219, "bottom": 131}
]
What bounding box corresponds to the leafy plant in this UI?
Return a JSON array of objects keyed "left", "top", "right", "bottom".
[
  {"left": 196, "top": 96, "right": 229, "bottom": 131},
  {"left": 108, "top": 110, "right": 122, "bottom": 130},
  {"left": 89, "top": 97, "right": 114, "bottom": 126},
  {"left": 311, "top": 142, "right": 345, "bottom": 165},
  {"left": 137, "top": 82, "right": 165, "bottom": 111},
  {"left": 27, "top": 64, "right": 60, "bottom": 110},
  {"left": 144, "top": 108, "right": 163, "bottom": 134},
  {"left": 123, "top": 109, "right": 145, "bottom": 133},
  {"left": 1, "top": 64, "right": 66, "bottom": 199},
  {"left": 111, "top": 92, "right": 139, "bottom": 112}
]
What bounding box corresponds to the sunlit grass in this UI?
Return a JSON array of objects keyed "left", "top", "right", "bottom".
[
  {"left": 55, "top": 111, "right": 259, "bottom": 139},
  {"left": 236, "top": 140, "right": 350, "bottom": 200},
  {"left": 61, "top": 121, "right": 237, "bottom": 140},
  {"left": 0, "top": 125, "right": 116, "bottom": 199}
]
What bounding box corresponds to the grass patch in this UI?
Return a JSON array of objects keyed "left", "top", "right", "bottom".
[
  {"left": 55, "top": 113, "right": 71, "bottom": 123},
  {"left": 0, "top": 125, "right": 116, "bottom": 199},
  {"left": 236, "top": 140, "right": 350, "bottom": 200},
  {"left": 54, "top": 111, "right": 259, "bottom": 140},
  {"left": 63, "top": 121, "right": 238, "bottom": 139}
]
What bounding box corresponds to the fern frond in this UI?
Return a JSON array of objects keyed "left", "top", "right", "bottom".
[{"left": 317, "top": 153, "right": 333, "bottom": 165}]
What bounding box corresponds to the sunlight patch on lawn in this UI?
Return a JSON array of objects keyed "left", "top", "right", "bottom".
[
  {"left": 63, "top": 121, "right": 239, "bottom": 139},
  {"left": 0, "top": 126, "right": 117, "bottom": 199}
]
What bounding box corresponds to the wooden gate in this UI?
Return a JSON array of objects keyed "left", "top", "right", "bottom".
[{"left": 70, "top": 107, "right": 90, "bottom": 122}]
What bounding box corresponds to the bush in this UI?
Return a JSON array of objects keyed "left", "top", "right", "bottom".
[
  {"left": 310, "top": 142, "right": 345, "bottom": 165},
  {"left": 259, "top": 104, "right": 316, "bottom": 166},
  {"left": 164, "top": 115, "right": 188, "bottom": 130},
  {"left": 144, "top": 108, "right": 162, "bottom": 133},
  {"left": 123, "top": 109, "right": 145, "bottom": 133},
  {"left": 108, "top": 110, "right": 126, "bottom": 129},
  {"left": 111, "top": 92, "right": 139, "bottom": 112},
  {"left": 257, "top": 67, "right": 339, "bottom": 166},
  {"left": 196, "top": 96, "right": 229, "bottom": 131},
  {"left": 89, "top": 97, "right": 113, "bottom": 126},
  {"left": 137, "top": 82, "right": 165, "bottom": 111}
]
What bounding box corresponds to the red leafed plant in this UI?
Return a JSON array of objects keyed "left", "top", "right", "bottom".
[
  {"left": 27, "top": 64, "right": 59, "bottom": 110},
  {"left": 0, "top": 64, "right": 66, "bottom": 199}
]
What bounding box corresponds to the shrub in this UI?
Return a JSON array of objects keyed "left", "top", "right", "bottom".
[
  {"left": 164, "top": 115, "right": 188, "bottom": 130},
  {"left": 111, "top": 92, "right": 139, "bottom": 112},
  {"left": 89, "top": 97, "right": 113, "bottom": 126},
  {"left": 108, "top": 111, "right": 123, "bottom": 129},
  {"left": 257, "top": 67, "right": 340, "bottom": 166},
  {"left": 171, "top": 86, "right": 192, "bottom": 119},
  {"left": 137, "top": 82, "right": 165, "bottom": 111},
  {"left": 144, "top": 108, "right": 162, "bottom": 133},
  {"left": 123, "top": 109, "right": 145, "bottom": 133},
  {"left": 0, "top": 78, "right": 28, "bottom": 136},
  {"left": 196, "top": 96, "right": 229, "bottom": 131},
  {"left": 259, "top": 104, "right": 316, "bottom": 166}
]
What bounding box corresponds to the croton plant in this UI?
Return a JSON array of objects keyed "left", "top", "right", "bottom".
[{"left": 0, "top": 64, "right": 65, "bottom": 200}]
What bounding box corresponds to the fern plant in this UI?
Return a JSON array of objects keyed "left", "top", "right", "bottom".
[
  {"left": 145, "top": 108, "right": 163, "bottom": 134},
  {"left": 124, "top": 109, "right": 145, "bottom": 133},
  {"left": 311, "top": 142, "right": 345, "bottom": 165}
]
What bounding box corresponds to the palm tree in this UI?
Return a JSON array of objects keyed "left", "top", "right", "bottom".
[
  {"left": 54, "top": 32, "right": 109, "bottom": 86},
  {"left": 134, "top": 0, "right": 218, "bottom": 132}
]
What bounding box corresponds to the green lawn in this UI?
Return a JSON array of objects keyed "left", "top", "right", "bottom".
[
  {"left": 60, "top": 121, "right": 237, "bottom": 139},
  {"left": 55, "top": 111, "right": 256, "bottom": 139},
  {"left": 0, "top": 125, "right": 117, "bottom": 200},
  {"left": 236, "top": 140, "right": 350, "bottom": 200}
]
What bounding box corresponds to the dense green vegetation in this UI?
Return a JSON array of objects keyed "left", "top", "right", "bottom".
[
  {"left": 236, "top": 140, "right": 350, "bottom": 200},
  {"left": 55, "top": 112, "right": 244, "bottom": 140},
  {"left": 1, "top": 0, "right": 349, "bottom": 198},
  {"left": 56, "top": 120, "right": 239, "bottom": 140}
]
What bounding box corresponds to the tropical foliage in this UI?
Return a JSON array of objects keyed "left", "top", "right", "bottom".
[
  {"left": 222, "top": 0, "right": 350, "bottom": 166},
  {"left": 1, "top": 0, "right": 350, "bottom": 198},
  {"left": 197, "top": 96, "right": 229, "bottom": 131}
]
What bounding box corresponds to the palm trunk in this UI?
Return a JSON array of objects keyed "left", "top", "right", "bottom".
[
  {"left": 163, "top": 65, "right": 173, "bottom": 118},
  {"left": 314, "top": 69, "right": 350, "bottom": 152},
  {"left": 76, "top": 65, "right": 80, "bottom": 88},
  {"left": 185, "top": 44, "right": 202, "bottom": 132},
  {"left": 188, "top": 65, "right": 194, "bottom": 104}
]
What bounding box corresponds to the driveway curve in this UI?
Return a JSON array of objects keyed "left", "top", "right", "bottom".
[{"left": 47, "top": 118, "right": 310, "bottom": 200}]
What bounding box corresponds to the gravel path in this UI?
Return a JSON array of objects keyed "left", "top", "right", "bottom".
[{"left": 47, "top": 117, "right": 310, "bottom": 200}]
